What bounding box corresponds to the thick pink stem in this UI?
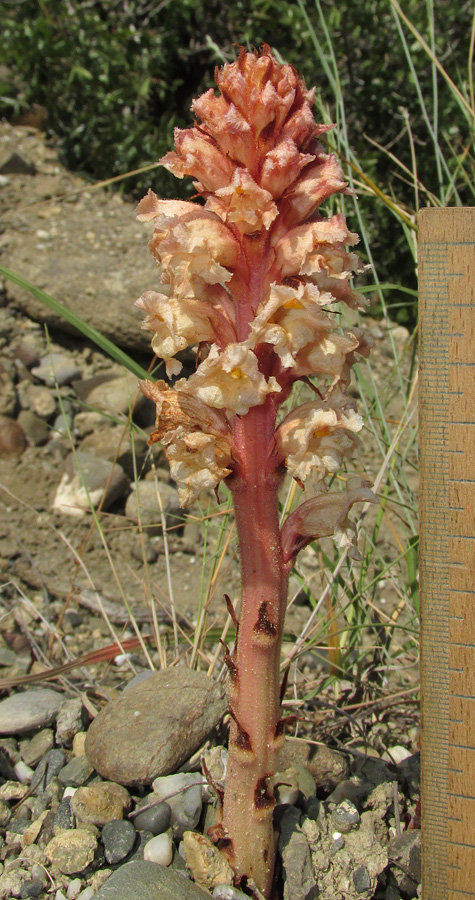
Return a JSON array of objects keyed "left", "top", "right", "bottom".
[{"left": 223, "top": 402, "right": 288, "bottom": 898}]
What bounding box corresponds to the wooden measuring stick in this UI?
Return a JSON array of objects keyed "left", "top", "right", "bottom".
[{"left": 419, "top": 208, "right": 475, "bottom": 900}]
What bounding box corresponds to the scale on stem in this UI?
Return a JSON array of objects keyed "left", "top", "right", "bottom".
[{"left": 134, "top": 45, "right": 376, "bottom": 898}]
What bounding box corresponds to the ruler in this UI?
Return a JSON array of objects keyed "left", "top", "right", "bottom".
[{"left": 419, "top": 208, "right": 475, "bottom": 900}]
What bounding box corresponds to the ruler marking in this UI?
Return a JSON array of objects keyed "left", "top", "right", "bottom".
[{"left": 419, "top": 210, "right": 475, "bottom": 900}]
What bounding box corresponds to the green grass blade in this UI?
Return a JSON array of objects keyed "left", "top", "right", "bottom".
[{"left": 0, "top": 264, "right": 151, "bottom": 381}]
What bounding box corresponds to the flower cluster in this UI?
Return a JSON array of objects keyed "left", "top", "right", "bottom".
[{"left": 136, "top": 45, "right": 375, "bottom": 553}]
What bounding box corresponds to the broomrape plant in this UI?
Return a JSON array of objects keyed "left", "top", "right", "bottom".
[{"left": 135, "top": 45, "right": 376, "bottom": 899}]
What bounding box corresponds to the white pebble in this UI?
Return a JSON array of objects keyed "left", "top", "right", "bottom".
[
  {"left": 213, "top": 886, "right": 250, "bottom": 900},
  {"left": 332, "top": 831, "right": 342, "bottom": 841},
  {"left": 144, "top": 832, "right": 173, "bottom": 866},
  {"left": 76, "top": 890, "right": 94, "bottom": 900},
  {"left": 67, "top": 878, "right": 82, "bottom": 899},
  {"left": 55, "top": 892, "right": 68, "bottom": 900},
  {"left": 383, "top": 745, "right": 412, "bottom": 764},
  {"left": 63, "top": 786, "right": 77, "bottom": 799},
  {"left": 13, "top": 761, "right": 34, "bottom": 783}
]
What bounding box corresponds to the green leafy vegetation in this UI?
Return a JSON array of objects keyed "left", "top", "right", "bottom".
[{"left": 2, "top": 0, "right": 473, "bottom": 324}]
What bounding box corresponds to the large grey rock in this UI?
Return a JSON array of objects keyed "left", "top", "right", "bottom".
[
  {"left": 85, "top": 667, "right": 227, "bottom": 785},
  {"left": 93, "top": 861, "right": 211, "bottom": 900},
  {"left": 0, "top": 689, "right": 63, "bottom": 735}
]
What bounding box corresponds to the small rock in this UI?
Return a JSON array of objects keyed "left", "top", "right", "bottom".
[
  {"left": 183, "top": 831, "right": 234, "bottom": 890},
  {"left": 20, "top": 382, "right": 56, "bottom": 417},
  {"left": 278, "top": 808, "right": 318, "bottom": 900},
  {"left": 92, "top": 860, "right": 212, "bottom": 899},
  {"left": 22, "top": 809, "right": 49, "bottom": 846},
  {"left": 32, "top": 748, "right": 66, "bottom": 790},
  {"left": 0, "top": 689, "right": 63, "bottom": 735},
  {"left": 53, "top": 412, "right": 73, "bottom": 437},
  {"left": 58, "top": 755, "right": 94, "bottom": 788},
  {"left": 53, "top": 451, "right": 129, "bottom": 517},
  {"left": 389, "top": 830, "right": 421, "bottom": 899},
  {"left": 53, "top": 797, "right": 74, "bottom": 831},
  {"left": 101, "top": 819, "right": 136, "bottom": 864},
  {"left": 133, "top": 800, "right": 171, "bottom": 835},
  {"left": 308, "top": 746, "right": 349, "bottom": 792},
  {"left": 0, "top": 780, "right": 29, "bottom": 801},
  {"left": 212, "top": 887, "right": 250, "bottom": 900},
  {"left": 383, "top": 745, "right": 412, "bottom": 765},
  {"left": 151, "top": 773, "right": 202, "bottom": 836},
  {"left": 46, "top": 829, "right": 98, "bottom": 874},
  {"left": 0, "top": 871, "right": 30, "bottom": 900},
  {"left": 56, "top": 698, "right": 84, "bottom": 747},
  {"left": 71, "top": 782, "right": 131, "bottom": 826},
  {"left": 0, "top": 799, "right": 11, "bottom": 828},
  {"left": 331, "top": 799, "right": 361, "bottom": 833},
  {"left": 86, "top": 373, "right": 147, "bottom": 417},
  {"left": 353, "top": 865, "right": 372, "bottom": 894},
  {"left": 19, "top": 879, "right": 43, "bottom": 898},
  {"left": 303, "top": 796, "right": 320, "bottom": 821},
  {"left": 143, "top": 832, "right": 173, "bottom": 866},
  {"left": 80, "top": 427, "right": 149, "bottom": 479},
  {"left": 293, "top": 764, "right": 317, "bottom": 799},
  {"left": 13, "top": 759, "right": 34, "bottom": 783},
  {"left": 20, "top": 729, "right": 54, "bottom": 766},
  {"left": 66, "top": 879, "right": 82, "bottom": 899},
  {"left": 85, "top": 667, "right": 226, "bottom": 785},
  {"left": 17, "top": 410, "right": 50, "bottom": 446},
  {"left": 31, "top": 353, "right": 81, "bottom": 387},
  {"left": 0, "top": 414, "right": 26, "bottom": 458},
  {"left": 72, "top": 732, "right": 87, "bottom": 757},
  {"left": 0, "top": 151, "right": 36, "bottom": 175},
  {"left": 125, "top": 481, "right": 183, "bottom": 534}
]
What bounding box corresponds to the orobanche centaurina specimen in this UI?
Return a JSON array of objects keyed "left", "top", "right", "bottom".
[{"left": 135, "top": 45, "right": 376, "bottom": 899}]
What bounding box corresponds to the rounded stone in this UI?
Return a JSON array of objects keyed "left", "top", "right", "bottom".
[
  {"left": 352, "top": 865, "right": 372, "bottom": 893},
  {"left": 0, "top": 414, "right": 26, "bottom": 458},
  {"left": 143, "top": 832, "right": 173, "bottom": 866},
  {"left": 92, "top": 860, "right": 212, "bottom": 900},
  {"left": 101, "top": 819, "right": 136, "bottom": 864},
  {"left": 58, "top": 755, "right": 94, "bottom": 787},
  {"left": 85, "top": 667, "right": 227, "bottom": 785},
  {"left": 308, "top": 745, "right": 349, "bottom": 792},
  {"left": 331, "top": 799, "right": 361, "bottom": 833},
  {"left": 46, "top": 829, "right": 98, "bottom": 874},
  {"left": 71, "top": 782, "right": 131, "bottom": 826},
  {"left": 0, "top": 689, "right": 63, "bottom": 735},
  {"left": 133, "top": 800, "right": 171, "bottom": 835}
]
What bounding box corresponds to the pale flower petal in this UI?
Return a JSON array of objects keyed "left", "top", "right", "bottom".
[
  {"left": 160, "top": 127, "right": 236, "bottom": 192},
  {"left": 275, "top": 398, "right": 362, "bottom": 482},
  {"left": 136, "top": 292, "right": 219, "bottom": 376},
  {"left": 283, "top": 152, "right": 350, "bottom": 224},
  {"left": 274, "top": 215, "right": 359, "bottom": 279},
  {"left": 183, "top": 344, "right": 281, "bottom": 416},
  {"left": 163, "top": 428, "right": 232, "bottom": 507},
  {"left": 136, "top": 191, "right": 198, "bottom": 225},
  {"left": 260, "top": 140, "right": 315, "bottom": 197},
  {"left": 206, "top": 168, "right": 278, "bottom": 234},
  {"left": 149, "top": 211, "right": 239, "bottom": 298},
  {"left": 250, "top": 282, "right": 335, "bottom": 369}
]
